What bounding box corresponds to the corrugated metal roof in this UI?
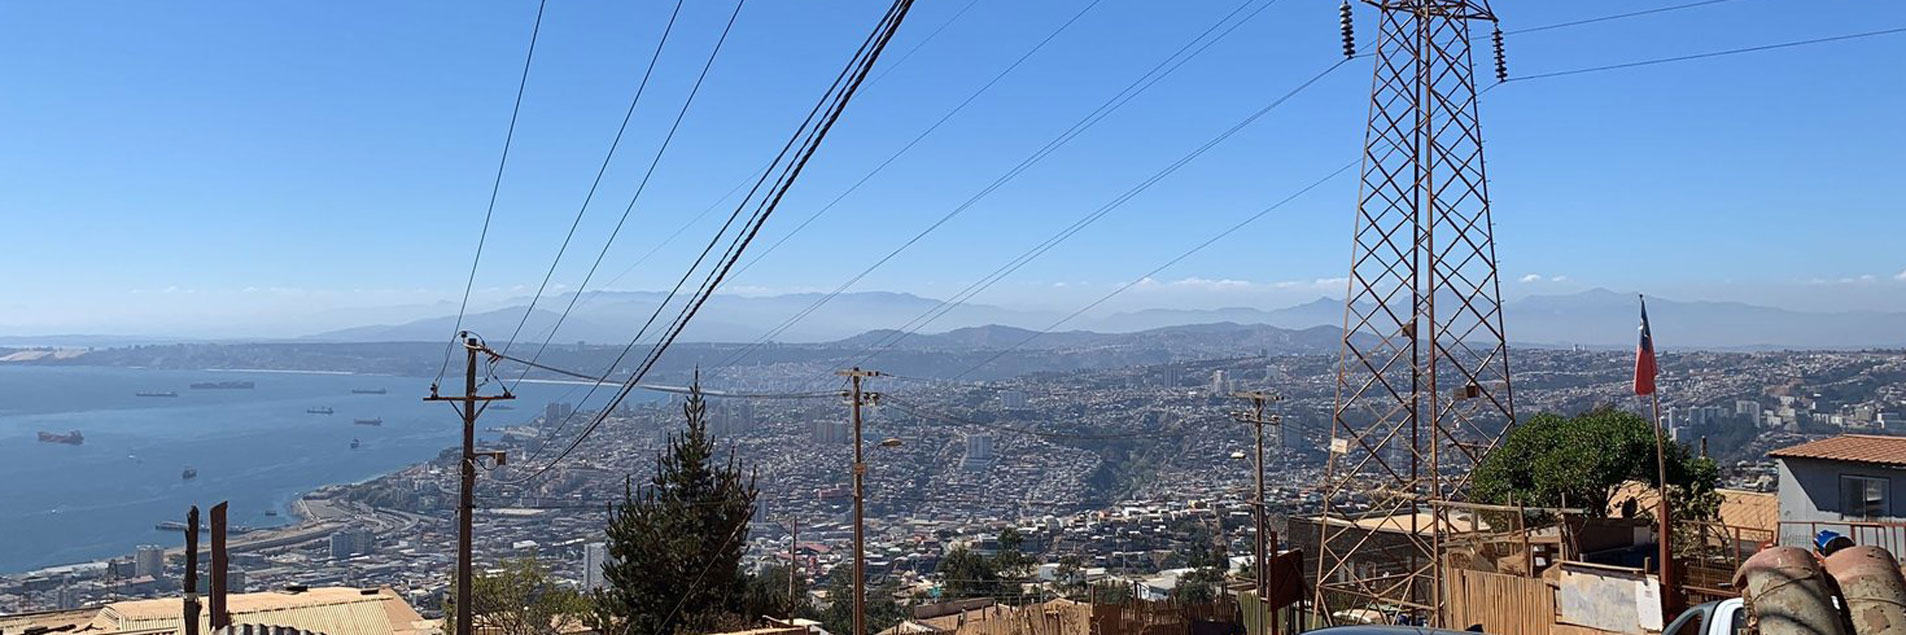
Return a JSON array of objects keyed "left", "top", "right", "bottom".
[
  {"left": 94, "top": 587, "right": 422, "bottom": 635},
  {"left": 1769, "top": 434, "right": 1906, "bottom": 467},
  {"left": 1608, "top": 481, "right": 1777, "bottom": 532}
]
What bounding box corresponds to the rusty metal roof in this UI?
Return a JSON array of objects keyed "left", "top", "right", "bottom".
[{"left": 1769, "top": 434, "right": 1906, "bottom": 467}]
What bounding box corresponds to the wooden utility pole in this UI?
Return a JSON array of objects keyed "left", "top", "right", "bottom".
[
  {"left": 183, "top": 505, "right": 200, "bottom": 635},
  {"left": 426, "top": 333, "right": 513, "bottom": 635},
  {"left": 1231, "top": 390, "right": 1282, "bottom": 635},
  {"left": 836, "top": 368, "right": 881, "bottom": 635},
  {"left": 210, "top": 501, "right": 230, "bottom": 630},
  {"left": 786, "top": 518, "right": 800, "bottom": 617}
]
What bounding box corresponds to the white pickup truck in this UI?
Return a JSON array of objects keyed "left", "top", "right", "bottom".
[{"left": 1663, "top": 598, "right": 1748, "bottom": 635}]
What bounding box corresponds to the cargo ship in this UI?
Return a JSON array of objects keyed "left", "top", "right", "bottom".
[
  {"left": 135, "top": 391, "right": 179, "bottom": 398},
  {"left": 306, "top": 406, "right": 335, "bottom": 415},
  {"left": 350, "top": 388, "right": 387, "bottom": 395},
  {"left": 352, "top": 417, "right": 383, "bottom": 426},
  {"left": 190, "top": 380, "right": 255, "bottom": 390},
  {"left": 38, "top": 431, "right": 84, "bottom": 445}
]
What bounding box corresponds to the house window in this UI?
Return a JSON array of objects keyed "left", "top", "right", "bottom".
[{"left": 1841, "top": 475, "right": 1889, "bottom": 518}]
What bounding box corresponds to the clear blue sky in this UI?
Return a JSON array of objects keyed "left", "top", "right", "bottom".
[{"left": 2, "top": 1, "right": 1903, "bottom": 336}]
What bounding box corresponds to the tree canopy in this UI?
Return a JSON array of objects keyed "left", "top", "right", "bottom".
[
  {"left": 1472, "top": 407, "right": 1718, "bottom": 516},
  {"left": 442, "top": 556, "right": 588, "bottom": 635},
  {"left": 936, "top": 528, "right": 1034, "bottom": 600},
  {"left": 597, "top": 376, "right": 759, "bottom": 634}
]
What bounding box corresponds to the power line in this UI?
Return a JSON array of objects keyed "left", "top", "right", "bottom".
[
  {"left": 839, "top": 0, "right": 1805, "bottom": 377},
  {"left": 883, "top": 394, "right": 1191, "bottom": 441},
  {"left": 708, "top": 0, "right": 1287, "bottom": 372},
  {"left": 436, "top": 0, "right": 550, "bottom": 390},
  {"left": 848, "top": 60, "right": 1349, "bottom": 369},
  {"left": 497, "top": 0, "right": 691, "bottom": 357},
  {"left": 499, "top": 0, "right": 921, "bottom": 485},
  {"left": 936, "top": 160, "right": 1357, "bottom": 381},
  {"left": 1504, "top": 0, "right": 1747, "bottom": 36},
  {"left": 506, "top": 0, "right": 752, "bottom": 392},
  {"left": 1509, "top": 25, "right": 1906, "bottom": 82},
  {"left": 724, "top": 0, "right": 1110, "bottom": 282},
  {"left": 485, "top": 346, "right": 839, "bottom": 399},
  {"left": 566, "top": 0, "right": 980, "bottom": 312}
]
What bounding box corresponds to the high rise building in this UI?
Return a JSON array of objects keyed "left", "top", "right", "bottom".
[
  {"left": 226, "top": 569, "right": 248, "bottom": 594},
  {"left": 811, "top": 421, "right": 848, "bottom": 445},
  {"left": 134, "top": 545, "right": 165, "bottom": 578},
  {"left": 57, "top": 585, "right": 81, "bottom": 610},
  {"left": 1210, "top": 370, "right": 1228, "bottom": 395},
  {"left": 1000, "top": 390, "right": 1029, "bottom": 410},
  {"left": 545, "top": 402, "right": 576, "bottom": 427},
  {"left": 583, "top": 542, "right": 608, "bottom": 591},
  {"left": 962, "top": 433, "right": 995, "bottom": 471},
  {"left": 329, "top": 528, "right": 374, "bottom": 559}
]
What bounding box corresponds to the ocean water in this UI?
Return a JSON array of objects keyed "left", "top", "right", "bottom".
[{"left": 0, "top": 365, "right": 610, "bottom": 574}]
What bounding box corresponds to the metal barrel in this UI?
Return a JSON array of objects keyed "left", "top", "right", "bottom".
[
  {"left": 1737, "top": 546, "right": 1850, "bottom": 635},
  {"left": 1827, "top": 546, "right": 1906, "bottom": 635}
]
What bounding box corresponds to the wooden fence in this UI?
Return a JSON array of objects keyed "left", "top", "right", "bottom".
[
  {"left": 1089, "top": 597, "right": 1240, "bottom": 635},
  {"left": 1445, "top": 567, "right": 1555, "bottom": 635}
]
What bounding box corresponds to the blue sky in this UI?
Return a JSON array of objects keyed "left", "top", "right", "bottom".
[{"left": 2, "top": 1, "right": 1903, "bottom": 336}]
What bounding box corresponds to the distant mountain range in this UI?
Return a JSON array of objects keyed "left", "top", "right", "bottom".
[{"left": 297, "top": 288, "right": 1906, "bottom": 351}]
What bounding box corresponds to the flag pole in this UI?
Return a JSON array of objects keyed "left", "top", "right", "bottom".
[
  {"left": 1653, "top": 386, "right": 1675, "bottom": 613},
  {"left": 1642, "top": 294, "right": 1678, "bottom": 619}
]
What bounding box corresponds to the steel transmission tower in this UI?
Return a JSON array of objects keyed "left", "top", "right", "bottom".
[{"left": 1314, "top": 0, "right": 1515, "bottom": 626}]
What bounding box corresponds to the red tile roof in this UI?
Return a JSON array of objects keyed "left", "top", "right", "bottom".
[{"left": 1769, "top": 434, "right": 1906, "bottom": 467}]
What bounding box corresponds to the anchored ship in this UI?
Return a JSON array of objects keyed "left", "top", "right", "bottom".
[
  {"left": 38, "top": 431, "right": 84, "bottom": 445},
  {"left": 190, "top": 380, "right": 254, "bottom": 390}
]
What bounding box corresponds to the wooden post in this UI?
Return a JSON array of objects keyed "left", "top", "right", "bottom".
[
  {"left": 184, "top": 506, "right": 200, "bottom": 635},
  {"left": 210, "top": 502, "right": 230, "bottom": 630}
]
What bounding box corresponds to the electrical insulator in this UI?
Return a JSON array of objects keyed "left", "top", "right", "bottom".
[
  {"left": 1339, "top": 1, "right": 1356, "bottom": 59},
  {"left": 1491, "top": 27, "right": 1507, "bottom": 81}
]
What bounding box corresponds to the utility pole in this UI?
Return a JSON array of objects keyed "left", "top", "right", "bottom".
[
  {"left": 426, "top": 332, "right": 513, "bottom": 635},
  {"left": 183, "top": 505, "right": 200, "bottom": 635},
  {"left": 1231, "top": 390, "right": 1282, "bottom": 635},
  {"left": 786, "top": 517, "right": 800, "bottom": 618},
  {"left": 836, "top": 367, "right": 881, "bottom": 635}
]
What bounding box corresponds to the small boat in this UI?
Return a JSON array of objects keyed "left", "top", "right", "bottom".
[
  {"left": 136, "top": 391, "right": 178, "bottom": 398},
  {"left": 307, "top": 406, "right": 335, "bottom": 415},
  {"left": 350, "top": 388, "right": 388, "bottom": 395},
  {"left": 353, "top": 418, "right": 383, "bottom": 426},
  {"left": 265, "top": 510, "right": 279, "bottom": 517},
  {"left": 182, "top": 467, "right": 198, "bottom": 480},
  {"left": 350, "top": 438, "right": 361, "bottom": 450}
]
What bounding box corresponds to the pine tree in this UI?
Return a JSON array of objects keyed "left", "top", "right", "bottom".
[{"left": 598, "top": 373, "right": 759, "bottom": 634}]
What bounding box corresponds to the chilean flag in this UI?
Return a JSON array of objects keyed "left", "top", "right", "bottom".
[{"left": 1635, "top": 296, "right": 1658, "bottom": 396}]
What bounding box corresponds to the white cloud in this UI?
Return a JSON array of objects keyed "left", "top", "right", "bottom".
[
  {"left": 1550, "top": 275, "right": 1569, "bottom": 282},
  {"left": 1167, "top": 277, "right": 1253, "bottom": 289},
  {"left": 1896, "top": 269, "right": 1906, "bottom": 281},
  {"left": 1518, "top": 274, "right": 1543, "bottom": 283}
]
